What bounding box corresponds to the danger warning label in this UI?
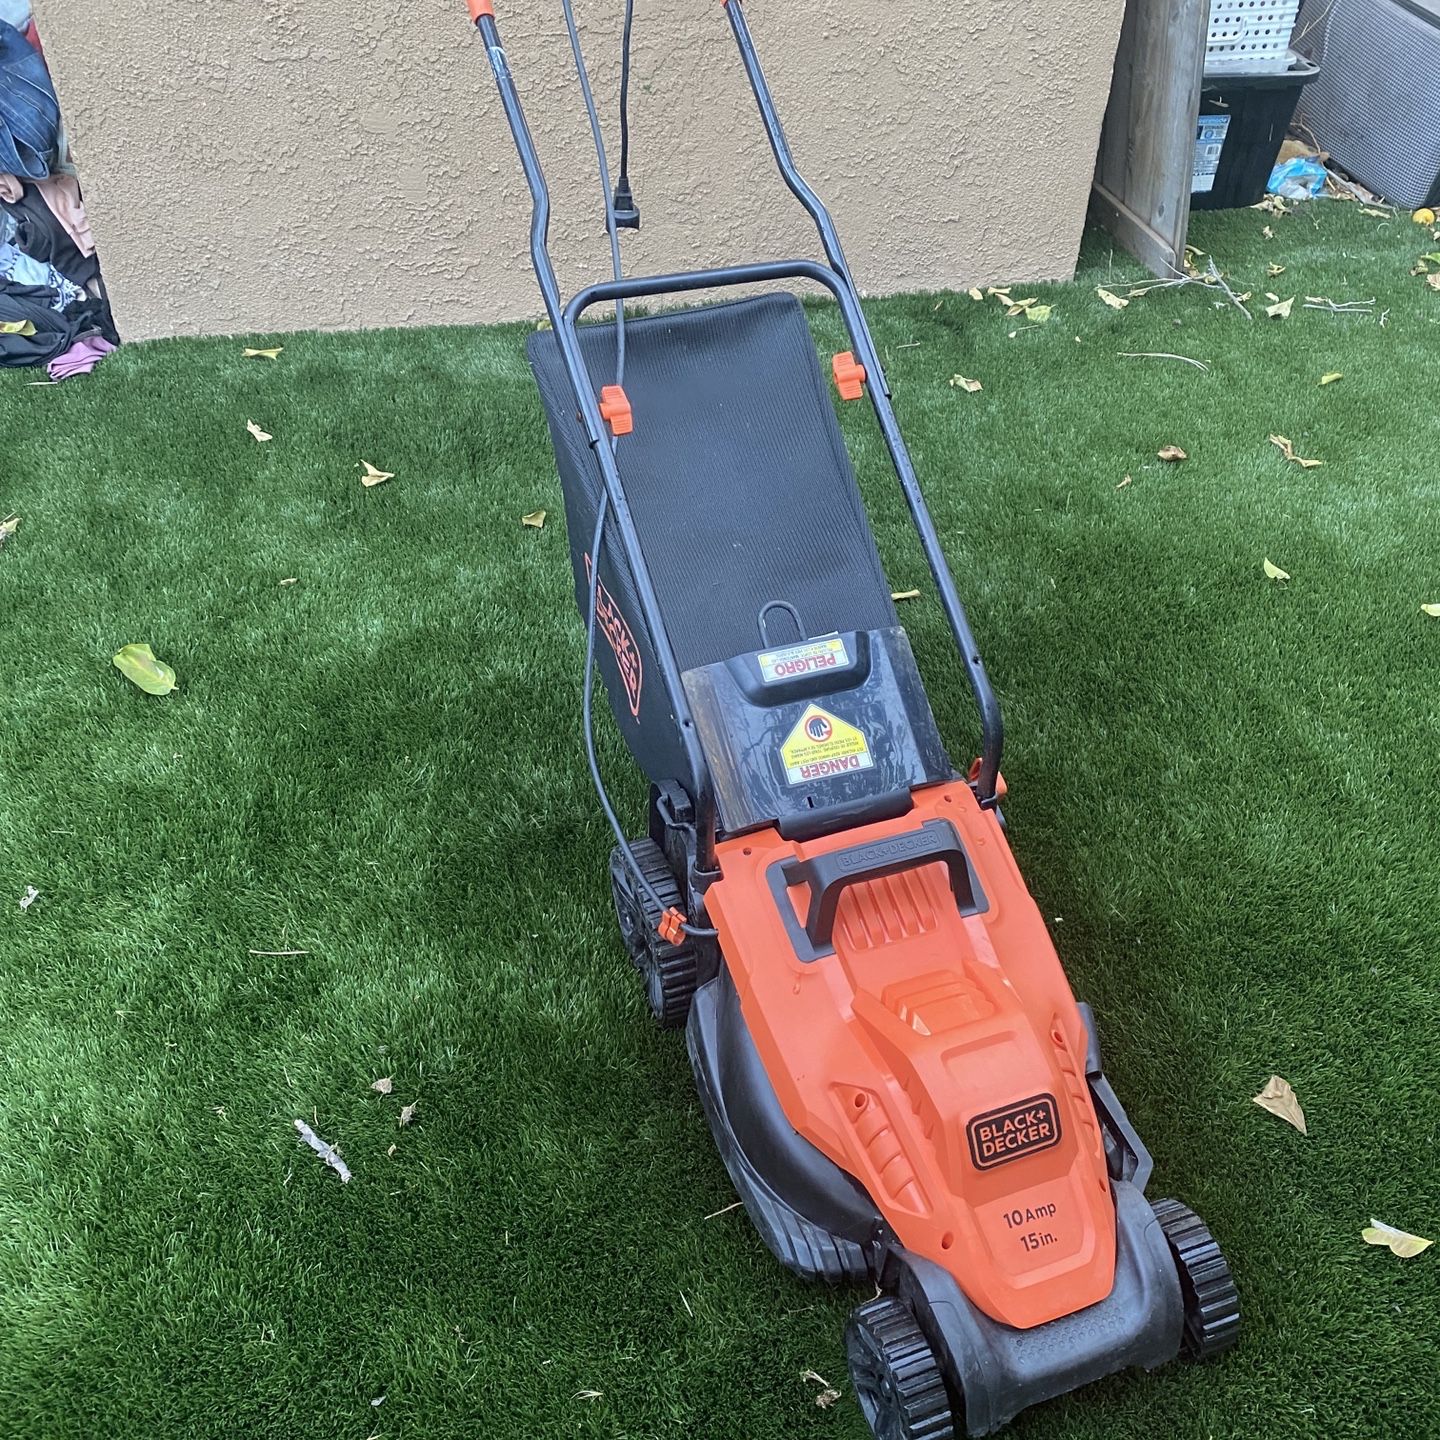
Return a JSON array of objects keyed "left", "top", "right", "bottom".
[{"left": 781, "top": 704, "right": 873, "bottom": 785}]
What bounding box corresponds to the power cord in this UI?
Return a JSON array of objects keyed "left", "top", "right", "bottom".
[{"left": 561, "top": 0, "right": 716, "bottom": 943}]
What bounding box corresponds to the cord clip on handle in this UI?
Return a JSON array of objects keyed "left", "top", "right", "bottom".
[{"left": 466, "top": 0, "right": 494, "bottom": 21}]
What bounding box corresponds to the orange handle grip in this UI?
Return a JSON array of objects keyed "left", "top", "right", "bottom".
[{"left": 466, "top": 0, "right": 494, "bottom": 19}]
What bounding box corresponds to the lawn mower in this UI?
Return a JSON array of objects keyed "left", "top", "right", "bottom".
[{"left": 461, "top": 1, "right": 1240, "bottom": 1433}]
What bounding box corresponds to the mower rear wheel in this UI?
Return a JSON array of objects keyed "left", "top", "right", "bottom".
[
  {"left": 608, "top": 839, "right": 697, "bottom": 1029},
  {"left": 845, "top": 1295, "right": 957, "bottom": 1440},
  {"left": 1152, "top": 1198, "right": 1241, "bottom": 1359}
]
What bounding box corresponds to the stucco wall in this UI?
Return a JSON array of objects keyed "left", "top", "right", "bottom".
[{"left": 36, "top": 0, "right": 1125, "bottom": 341}]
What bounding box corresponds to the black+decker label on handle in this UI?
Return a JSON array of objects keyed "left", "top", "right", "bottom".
[{"left": 966, "top": 1094, "right": 1061, "bottom": 1171}]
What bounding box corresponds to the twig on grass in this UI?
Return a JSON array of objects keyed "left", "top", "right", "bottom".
[
  {"left": 249, "top": 948, "right": 311, "bottom": 956},
  {"left": 1119, "top": 352, "right": 1211, "bottom": 371},
  {"left": 1206, "top": 258, "right": 1254, "bottom": 319},
  {"left": 1303, "top": 296, "right": 1376, "bottom": 315},
  {"left": 703, "top": 1200, "right": 743, "bottom": 1220},
  {"left": 293, "top": 1119, "right": 351, "bottom": 1183}
]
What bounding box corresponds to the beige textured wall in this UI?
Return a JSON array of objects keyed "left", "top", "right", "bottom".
[{"left": 36, "top": 0, "right": 1125, "bottom": 341}]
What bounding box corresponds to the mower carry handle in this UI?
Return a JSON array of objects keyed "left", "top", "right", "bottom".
[{"left": 782, "top": 819, "right": 979, "bottom": 949}]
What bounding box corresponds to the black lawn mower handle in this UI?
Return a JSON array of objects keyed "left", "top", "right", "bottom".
[{"left": 466, "top": 0, "right": 1005, "bottom": 862}]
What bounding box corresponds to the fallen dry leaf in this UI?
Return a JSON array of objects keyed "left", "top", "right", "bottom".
[
  {"left": 1096, "top": 286, "right": 1129, "bottom": 310},
  {"left": 112, "top": 643, "right": 178, "bottom": 695},
  {"left": 359, "top": 462, "right": 395, "bottom": 488},
  {"left": 1360, "top": 206, "right": 1391, "bottom": 218},
  {"left": 1024, "top": 303, "right": 1053, "bottom": 323},
  {"left": 985, "top": 286, "right": 1011, "bottom": 299},
  {"left": 573, "top": 1390, "right": 603, "bottom": 1402},
  {"left": 949, "top": 374, "right": 983, "bottom": 393},
  {"left": 815, "top": 1389, "right": 842, "bottom": 1410},
  {"left": 1319, "top": 372, "right": 1343, "bottom": 385},
  {"left": 1266, "top": 297, "right": 1295, "bottom": 319},
  {"left": 243, "top": 346, "right": 283, "bottom": 360},
  {"left": 246, "top": 420, "right": 273, "bottom": 443},
  {"left": 386, "top": 1143, "right": 397, "bottom": 1158},
  {"left": 1263, "top": 558, "right": 1291, "bottom": 582},
  {"left": 0, "top": 513, "right": 19, "bottom": 551},
  {"left": 1262, "top": 225, "right": 1275, "bottom": 239},
  {"left": 800, "top": 1370, "right": 831, "bottom": 1387},
  {"left": 370, "top": 1077, "right": 393, "bottom": 1095},
  {"left": 1252, "top": 1075, "right": 1307, "bottom": 1134},
  {"left": 891, "top": 589, "right": 921, "bottom": 602},
  {"left": 1269, "top": 434, "right": 1323, "bottom": 468},
  {"left": 1427, "top": 274, "right": 1440, "bottom": 293},
  {"left": 1267, "top": 263, "right": 1287, "bottom": 278},
  {"left": 398, "top": 1102, "right": 418, "bottom": 1128},
  {"left": 967, "top": 287, "right": 984, "bottom": 301},
  {"left": 1116, "top": 475, "right": 1133, "bottom": 489},
  {"left": 19, "top": 885, "right": 39, "bottom": 911},
  {"left": 1421, "top": 603, "right": 1440, "bottom": 618},
  {"left": 521, "top": 509, "right": 547, "bottom": 528},
  {"left": 1157, "top": 445, "right": 1187, "bottom": 462},
  {"left": 1361, "top": 1219, "right": 1433, "bottom": 1258},
  {"left": 279, "top": 577, "right": 298, "bottom": 587}
]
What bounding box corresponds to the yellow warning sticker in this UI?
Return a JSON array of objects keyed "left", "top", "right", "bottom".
[{"left": 781, "top": 704, "right": 874, "bottom": 785}]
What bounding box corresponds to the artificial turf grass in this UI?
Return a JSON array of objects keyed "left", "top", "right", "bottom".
[{"left": 1, "top": 201, "right": 1437, "bottom": 1440}]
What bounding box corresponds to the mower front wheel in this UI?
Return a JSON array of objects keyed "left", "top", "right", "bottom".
[
  {"left": 845, "top": 1295, "right": 958, "bottom": 1440},
  {"left": 608, "top": 839, "right": 698, "bottom": 1029}
]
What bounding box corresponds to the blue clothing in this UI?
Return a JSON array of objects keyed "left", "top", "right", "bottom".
[{"left": 0, "top": 20, "right": 59, "bottom": 180}]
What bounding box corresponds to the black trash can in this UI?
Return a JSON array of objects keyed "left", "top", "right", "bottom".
[{"left": 1191, "top": 56, "right": 1322, "bottom": 209}]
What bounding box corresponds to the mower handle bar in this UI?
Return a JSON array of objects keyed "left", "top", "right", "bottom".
[{"left": 467, "top": 1, "right": 1004, "bottom": 871}]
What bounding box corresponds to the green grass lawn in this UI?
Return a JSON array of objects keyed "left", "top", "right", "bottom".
[{"left": 2, "top": 203, "right": 1438, "bottom": 1440}]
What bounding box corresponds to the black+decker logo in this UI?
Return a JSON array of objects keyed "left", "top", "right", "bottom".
[{"left": 966, "top": 1094, "right": 1061, "bottom": 1171}]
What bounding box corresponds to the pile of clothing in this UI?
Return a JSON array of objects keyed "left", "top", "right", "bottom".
[{"left": 1, "top": 6, "right": 117, "bottom": 377}]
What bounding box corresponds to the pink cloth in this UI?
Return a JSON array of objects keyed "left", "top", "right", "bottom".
[
  {"left": 47, "top": 333, "right": 114, "bottom": 380},
  {"left": 35, "top": 174, "right": 94, "bottom": 255}
]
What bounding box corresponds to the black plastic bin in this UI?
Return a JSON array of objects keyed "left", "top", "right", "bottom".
[{"left": 1191, "top": 58, "right": 1321, "bottom": 210}]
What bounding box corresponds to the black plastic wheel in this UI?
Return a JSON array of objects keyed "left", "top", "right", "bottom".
[
  {"left": 1152, "top": 1198, "right": 1241, "bottom": 1360},
  {"left": 845, "top": 1295, "right": 957, "bottom": 1440},
  {"left": 608, "top": 839, "right": 697, "bottom": 1029}
]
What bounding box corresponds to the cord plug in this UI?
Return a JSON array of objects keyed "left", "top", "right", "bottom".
[{"left": 611, "top": 177, "right": 640, "bottom": 230}]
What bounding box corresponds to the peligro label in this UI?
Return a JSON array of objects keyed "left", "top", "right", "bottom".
[{"left": 756, "top": 634, "right": 849, "bottom": 684}]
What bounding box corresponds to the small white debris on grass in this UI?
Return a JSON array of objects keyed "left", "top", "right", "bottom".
[
  {"left": 293, "top": 1118, "right": 351, "bottom": 1183},
  {"left": 19, "top": 885, "right": 39, "bottom": 911}
]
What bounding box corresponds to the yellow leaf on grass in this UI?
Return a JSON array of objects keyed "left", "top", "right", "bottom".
[
  {"left": 1421, "top": 603, "right": 1440, "bottom": 617},
  {"left": 1267, "top": 263, "right": 1287, "bottom": 278},
  {"left": 1096, "top": 286, "right": 1128, "bottom": 310},
  {"left": 521, "top": 510, "right": 547, "bottom": 529},
  {"left": 1157, "top": 445, "right": 1187, "bottom": 462},
  {"left": 1263, "top": 558, "right": 1291, "bottom": 582},
  {"left": 1427, "top": 273, "right": 1440, "bottom": 293},
  {"left": 1362, "top": 1220, "right": 1433, "bottom": 1258},
  {"left": 891, "top": 589, "right": 921, "bottom": 602},
  {"left": 1262, "top": 226, "right": 1275, "bottom": 239},
  {"left": 246, "top": 420, "right": 273, "bottom": 443},
  {"left": 1269, "top": 434, "right": 1324, "bottom": 468},
  {"left": 1116, "top": 475, "right": 1133, "bottom": 489},
  {"left": 949, "top": 375, "right": 983, "bottom": 393},
  {"left": 0, "top": 514, "right": 19, "bottom": 543},
  {"left": 112, "top": 643, "right": 178, "bottom": 695},
  {"left": 359, "top": 461, "right": 395, "bottom": 488},
  {"left": 1415, "top": 208, "right": 1437, "bottom": 225},
  {"left": 1360, "top": 206, "right": 1391, "bottom": 218},
  {"left": 242, "top": 346, "right": 283, "bottom": 360},
  {"left": 1252, "top": 1075, "right": 1307, "bottom": 1134},
  {"left": 1025, "top": 304, "right": 1053, "bottom": 323},
  {"left": 985, "top": 286, "right": 1012, "bottom": 299},
  {"left": 1266, "top": 296, "right": 1295, "bottom": 319},
  {"left": 1319, "top": 372, "right": 1343, "bottom": 385},
  {"left": 967, "top": 287, "right": 984, "bottom": 301}
]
